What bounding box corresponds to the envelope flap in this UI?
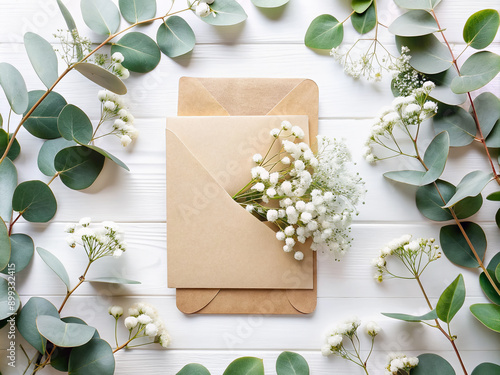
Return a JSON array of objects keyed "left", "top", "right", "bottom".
[
  {"left": 286, "top": 253, "right": 317, "bottom": 314},
  {"left": 178, "top": 77, "right": 230, "bottom": 116},
  {"left": 176, "top": 289, "right": 220, "bottom": 314}
]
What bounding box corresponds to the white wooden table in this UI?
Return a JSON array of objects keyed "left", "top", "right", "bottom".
[{"left": 1, "top": 0, "right": 499, "bottom": 373}]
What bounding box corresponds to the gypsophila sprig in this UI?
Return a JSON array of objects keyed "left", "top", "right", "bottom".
[
  {"left": 385, "top": 353, "right": 419, "bottom": 375},
  {"left": 53, "top": 29, "right": 92, "bottom": 66},
  {"left": 233, "top": 121, "right": 365, "bottom": 260}
]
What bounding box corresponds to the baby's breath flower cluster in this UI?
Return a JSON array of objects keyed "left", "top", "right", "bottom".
[
  {"left": 53, "top": 29, "right": 92, "bottom": 66},
  {"left": 189, "top": 0, "right": 216, "bottom": 18},
  {"left": 233, "top": 121, "right": 365, "bottom": 261},
  {"left": 372, "top": 235, "right": 441, "bottom": 283},
  {"left": 390, "top": 47, "right": 428, "bottom": 97},
  {"left": 385, "top": 353, "right": 419, "bottom": 375},
  {"left": 65, "top": 218, "right": 127, "bottom": 261}
]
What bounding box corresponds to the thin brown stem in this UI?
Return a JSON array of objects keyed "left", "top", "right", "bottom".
[
  {"left": 113, "top": 338, "right": 134, "bottom": 353},
  {"left": 8, "top": 213, "right": 22, "bottom": 236},
  {"left": 58, "top": 261, "right": 92, "bottom": 313},
  {"left": 47, "top": 172, "right": 60, "bottom": 186}
]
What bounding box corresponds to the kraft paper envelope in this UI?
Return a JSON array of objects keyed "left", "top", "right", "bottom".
[{"left": 171, "top": 77, "right": 319, "bottom": 314}]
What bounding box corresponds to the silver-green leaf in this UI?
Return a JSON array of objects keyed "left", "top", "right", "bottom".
[
  {"left": 119, "top": 0, "right": 156, "bottom": 24},
  {"left": 394, "top": 0, "right": 441, "bottom": 10},
  {"left": 36, "top": 247, "right": 71, "bottom": 290},
  {"left": 74, "top": 63, "right": 127, "bottom": 95},
  {"left": 451, "top": 51, "right": 500, "bottom": 94},
  {"left": 389, "top": 10, "right": 440, "bottom": 36},
  {"left": 37, "top": 315, "right": 95, "bottom": 348},
  {"left": 463, "top": 9, "right": 500, "bottom": 49},
  {"left": 0, "top": 158, "right": 17, "bottom": 222},
  {"left": 24, "top": 32, "right": 59, "bottom": 89},
  {"left": 445, "top": 170, "right": 494, "bottom": 208},
  {"left": 81, "top": 0, "right": 120, "bottom": 36},
  {"left": 199, "top": 0, "right": 248, "bottom": 26},
  {"left": 157, "top": 16, "right": 196, "bottom": 58},
  {"left": 0, "top": 220, "right": 11, "bottom": 273},
  {"left": 251, "top": 0, "right": 289, "bottom": 8},
  {"left": 396, "top": 34, "right": 452, "bottom": 74},
  {"left": 432, "top": 103, "right": 475, "bottom": 146},
  {"left": 0, "top": 63, "right": 29, "bottom": 115}
]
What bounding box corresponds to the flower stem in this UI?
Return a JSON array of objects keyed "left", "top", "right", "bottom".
[{"left": 58, "top": 260, "right": 93, "bottom": 313}]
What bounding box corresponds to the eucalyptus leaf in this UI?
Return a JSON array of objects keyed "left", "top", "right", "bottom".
[
  {"left": 451, "top": 51, "right": 500, "bottom": 94},
  {"left": 177, "top": 364, "right": 211, "bottom": 375},
  {"left": 157, "top": 16, "right": 196, "bottom": 58},
  {"left": 444, "top": 170, "right": 493, "bottom": 208},
  {"left": 351, "top": 4, "right": 376, "bottom": 34},
  {"left": 463, "top": 9, "right": 500, "bottom": 49},
  {"left": 81, "top": 144, "right": 129, "bottom": 170},
  {"left": 0, "top": 277, "right": 19, "bottom": 320},
  {"left": 396, "top": 34, "right": 452, "bottom": 74},
  {"left": 479, "top": 252, "right": 500, "bottom": 305},
  {"left": 223, "top": 357, "right": 265, "bottom": 375},
  {"left": 394, "top": 0, "right": 441, "bottom": 10},
  {"left": 81, "top": 0, "right": 120, "bottom": 35},
  {"left": 199, "top": 0, "right": 248, "bottom": 26},
  {"left": 16, "top": 297, "right": 59, "bottom": 354},
  {"left": 0, "top": 158, "right": 17, "bottom": 222},
  {"left": 436, "top": 274, "right": 465, "bottom": 323},
  {"left": 496, "top": 209, "right": 500, "bottom": 229},
  {"left": 57, "top": 0, "right": 83, "bottom": 60},
  {"left": 0, "top": 129, "right": 21, "bottom": 161},
  {"left": 351, "top": 0, "right": 373, "bottom": 13},
  {"left": 470, "top": 303, "right": 500, "bottom": 332},
  {"left": 0, "top": 63, "right": 29, "bottom": 115},
  {"left": 382, "top": 310, "right": 437, "bottom": 322},
  {"left": 54, "top": 146, "right": 105, "bottom": 190},
  {"left": 427, "top": 68, "right": 467, "bottom": 105},
  {"left": 384, "top": 170, "right": 426, "bottom": 185},
  {"left": 432, "top": 103, "right": 475, "bottom": 146},
  {"left": 1, "top": 234, "right": 34, "bottom": 274},
  {"left": 74, "top": 63, "right": 127, "bottom": 95},
  {"left": 58, "top": 104, "right": 93, "bottom": 144},
  {"left": 12, "top": 180, "right": 57, "bottom": 223},
  {"left": 36, "top": 315, "right": 95, "bottom": 347},
  {"left": 36, "top": 247, "right": 71, "bottom": 290},
  {"left": 0, "top": 220, "right": 10, "bottom": 272},
  {"left": 486, "top": 119, "right": 500, "bottom": 148},
  {"left": 276, "top": 351, "right": 309, "bottom": 375},
  {"left": 472, "top": 363, "right": 500, "bottom": 375},
  {"left": 86, "top": 277, "right": 140, "bottom": 284},
  {"left": 68, "top": 338, "right": 115, "bottom": 375},
  {"left": 440, "top": 222, "right": 487, "bottom": 268},
  {"left": 23, "top": 90, "right": 67, "bottom": 139},
  {"left": 24, "top": 32, "right": 58, "bottom": 89},
  {"left": 389, "top": 10, "right": 439, "bottom": 36},
  {"left": 305, "top": 15, "right": 343, "bottom": 49},
  {"left": 119, "top": 0, "right": 156, "bottom": 24},
  {"left": 473, "top": 92, "right": 500, "bottom": 138},
  {"left": 38, "top": 138, "right": 76, "bottom": 177},
  {"left": 411, "top": 353, "right": 455, "bottom": 375},
  {"left": 487, "top": 192, "right": 500, "bottom": 201},
  {"left": 252, "top": 0, "right": 289, "bottom": 8},
  {"left": 111, "top": 32, "right": 161, "bottom": 73}
]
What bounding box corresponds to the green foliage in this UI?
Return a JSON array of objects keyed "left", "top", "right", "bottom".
[
  {"left": 473, "top": 92, "right": 500, "bottom": 138},
  {"left": 199, "top": 0, "right": 248, "bottom": 26},
  {"left": 444, "top": 170, "right": 493, "bottom": 208},
  {"left": 251, "top": 0, "right": 290, "bottom": 8},
  {"left": 351, "top": 0, "right": 373, "bottom": 13},
  {"left": 276, "top": 352, "right": 309, "bottom": 375},
  {"left": 17, "top": 297, "right": 59, "bottom": 354},
  {"left": 24, "top": 32, "right": 59, "bottom": 89},
  {"left": 38, "top": 138, "right": 76, "bottom": 177},
  {"left": 0, "top": 63, "right": 29, "bottom": 115},
  {"left": 389, "top": 10, "right": 439, "bottom": 36},
  {"left": 86, "top": 277, "right": 140, "bottom": 284},
  {"left": 36, "top": 247, "right": 71, "bottom": 290},
  {"left": 396, "top": 34, "right": 452, "bottom": 74},
  {"left": 223, "top": 357, "right": 265, "bottom": 375},
  {"left": 157, "top": 16, "right": 196, "bottom": 58},
  {"left": 440, "top": 222, "right": 486, "bottom": 268},
  {"left": 451, "top": 51, "right": 500, "bottom": 94},
  {"left": 1, "top": 234, "right": 34, "bottom": 274},
  {"left": 58, "top": 104, "right": 93, "bottom": 144},
  {"left": 54, "top": 146, "right": 105, "bottom": 190},
  {"left": 470, "top": 303, "right": 500, "bottom": 332},
  {"left": 0, "top": 277, "right": 19, "bottom": 320},
  {"left": 351, "top": 4, "right": 376, "bottom": 34},
  {"left": 74, "top": 63, "right": 127, "bottom": 95},
  {"left": 479, "top": 252, "right": 500, "bottom": 305},
  {"left": 0, "top": 158, "right": 17, "bottom": 222},
  {"left": 382, "top": 309, "right": 437, "bottom": 322},
  {"left": 305, "top": 15, "right": 343, "bottom": 49},
  {"left": 486, "top": 118, "right": 500, "bottom": 148},
  {"left": 83, "top": 144, "right": 129, "bottom": 170},
  {"left": 472, "top": 363, "right": 500, "bottom": 375},
  {"left": 177, "top": 364, "right": 211, "bottom": 375},
  {"left": 68, "top": 338, "right": 115, "bottom": 375},
  {"left": 0, "top": 220, "right": 10, "bottom": 272},
  {"left": 0, "top": 129, "right": 21, "bottom": 161},
  {"left": 119, "top": 0, "right": 156, "bottom": 24},
  {"left": 394, "top": 0, "right": 441, "bottom": 10},
  {"left": 411, "top": 353, "right": 455, "bottom": 375},
  {"left": 432, "top": 103, "right": 475, "bottom": 147},
  {"left": 111, "top": 32, "right": 161, "bottom": 73},
  {"left": 23, "top": 90, "right": 68, "bottom": 139},
  {"left": 427, "top": 68, "right": 467, "bottom": 105},
  {"left": 56, "top": 0, "right": 84, "bottom": 60},
  {"left": 463, "top": 9, "right": 499, "bottom": 49},
  {"left": 436, "top": 274, "right": 465, "bottom": 323},
  {"left": 12, "top": 180, "right": 57, "bottom": 223},
  {"left": 81, "top": 0, "right": 121, "bottom": 36},
  {"left": 36, "top": 315, "right": 96, "bottom": 347}
]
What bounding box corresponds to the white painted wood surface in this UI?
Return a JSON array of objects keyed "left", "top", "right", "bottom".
[{"left": 0, "top": 0, "right": 499, "bottom": 374}]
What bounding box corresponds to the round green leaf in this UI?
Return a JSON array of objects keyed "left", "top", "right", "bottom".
[
  {"left": 487, "top": 191, "right": 500, "bottom": 201},
  {"left": 351, "top": 4, "right": 376, "bottom": 34},
  {"left": 0, "top": 63, "right": 29, "bottom": 115},
  {"left": 223, "top": 357, "right": 264, "bottom": 375},
  {"left": 1, "top": 234, "right": 34, "bottom": 274},
  {"left": 54, "top": 146, "right": 105, "bottom": 190},
  {"left": 351, "top": 0, "right": 373, "bottom": 13},
  {"left": 17, "top": 297, "right": 59, "bottom": 354},
  {"left": 0, "top": 129, "right": 21, "bottom": 161},
  {"left": 24, "top": 32, "right": 58, "bottom": 89},
  {"left": 394, "top": 0, "right": 441, "bottom": 10},
  {"left": 74, "top": 63, "right": 127, "bottom": 95},
  {"left": 440, "top": 222, "right": 487, "bottom": 268},
  {"left": 252, "top": 0, "right": 289, "bottom": 8},
  {"left": 276, "top": 352, "right": 309, "bottom": 375},
  {"left": 479, "top": 252, "right": 500, "bottom": 305},
  {"left": 58, "top": 104, "right": 93, "bottom": 144},
  {"left": 111, "top": 32, "right": 161, "bottom": 73},
  {"left": 389, "top": 10, "right": 439, "bottom": 36},
  {"left": 451, "top": 51, "right": 500, "bottom": 94},
  {"left": 427, "top": 68, "right": 467, "bottom": 105},
  {"left": 177, "top": 363, "right": 211, "bottom": 375},
  {"left": 86, "top": 277, "right": 140, "bottom": 284},
  {"left": 432, "top": 103, "right": 476, "bottom": 147},
  {"left": 56, "top": 0, "right": 84, "bottom": 60},
  {"left": 81, "top": 0, "right": 120, "bottom": 35},
  {"left": 12, "top": 180, "right": 57, "bottom": 223},
  {"left": 411, "top": 353, "right": 455, "bottom": 375},
  {"left": 382, "top": 310, "right": 437, "bottom": 322},
  {"left": 199, "top": 0, "right": 248, "bottom": 26},
  {"left": 486, "top": 119, "right": 500, "bottom": 147},
  {"left": 36, "top": 315, "right": 95, "bottom": 347},
  {"left": 157, "top": 16, "right": 196, "bottom": 58},
  {"left": 444, "top": 170, "right": 493, "bottom": 208},
  {"left": 23, "top": 90, "right": 67, "bottom": 139},
  {"left": 0, "top": 220, "right": 11, "bottom": 272},
  {"left": 119, "top": 0, "right": 156, "bottom": 24},
  {"left": 81, "top": 144, "right": 129, "bottom": 170},
  {"left": 68, "top": 338, "right": 115, "bottom": 375},
  {"left": 436, "top": 274, "right": 465, "bottom": 323},
  {"left": 463, "top": 9, "right": 500, "bottom": 50},
  {"left": 36, "top": 247, "right": 70, "bottom": 290},
  {"left": 472, "top": 363, "right": 500, "bottom": 375},
  {"left": 0, "top": 157, "right": 17, "bottom": 222},
  {"left": 396, "top": 34, "right": 452, "bottom": 74},
  {"left": 305, "top": 15, "right": 344, "bottom": 49},
  {"left": 473, "top": 92, "right": 500, "bottom": 138},
  {"left": 38, "top": 138, "right": 76, "bottom": 177},
  {"left": 0, "top": 277, "right": 19, "bottom": 320},
  {"left": 421, "top": 131, "right": 449, "bottom": 184},
  {"left": 470, "top": 303, "right": 500, "bottom": 333}
]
